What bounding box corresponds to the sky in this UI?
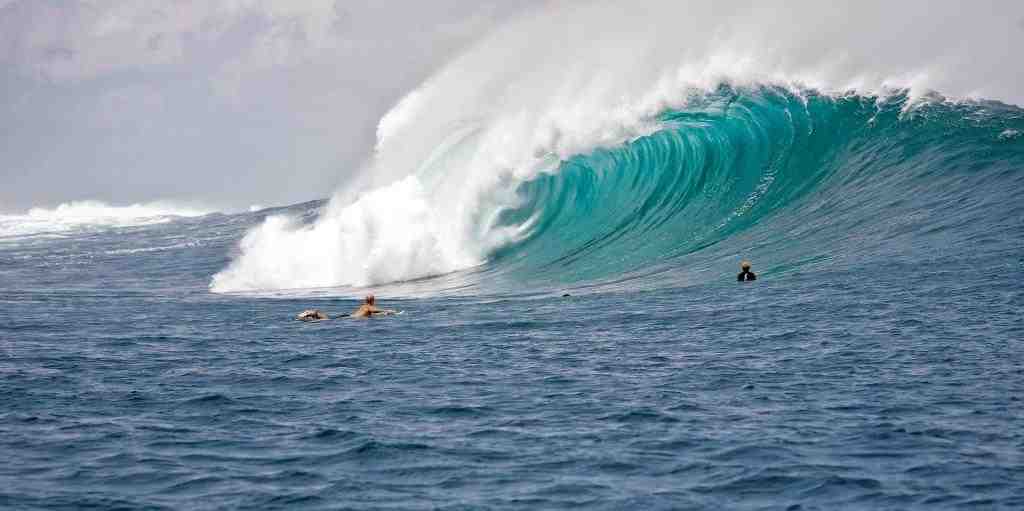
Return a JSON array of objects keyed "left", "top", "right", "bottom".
[
  {"left": 2, "top": 1, "right": 1023, "bottom": 214},
  {"left": 0, "top": 0, "right": 544, "bottom": 212}
]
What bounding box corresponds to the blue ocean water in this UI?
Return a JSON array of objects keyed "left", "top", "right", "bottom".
[{"left": 2, "top": 88, "right": 1024, "bottom": 509}]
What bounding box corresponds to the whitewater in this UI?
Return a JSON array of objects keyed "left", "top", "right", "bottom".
[{"left": 3, "top": 1, "right": 1024, "bottom": 509}]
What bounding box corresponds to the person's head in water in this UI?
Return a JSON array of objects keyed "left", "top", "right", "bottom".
[
  {"left": 738, "top": 260, "right": 757, "bottom": 281},
  {"left": 365, "top": 294, "right": 375, "bottom": 305}
]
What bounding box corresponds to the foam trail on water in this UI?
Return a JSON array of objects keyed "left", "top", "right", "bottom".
[{"left": 211, "top": 0, "right": 1024, "bottom": 293}]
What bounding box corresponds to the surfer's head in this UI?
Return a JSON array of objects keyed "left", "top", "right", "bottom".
[
  {"left": 741, "top": 261, "right": 752, "bottom": 271},
  {"left": 365, "top": 294, "right": 375, "bottom": 305}
]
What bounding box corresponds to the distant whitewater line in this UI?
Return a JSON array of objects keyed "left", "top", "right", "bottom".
[{"left": 0, "top": 200, "right": 213, "bottom": 239}]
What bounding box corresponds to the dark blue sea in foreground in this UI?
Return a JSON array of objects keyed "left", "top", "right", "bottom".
[{"left": 2, "top": 89, "right": 1024, "bottom": 509}]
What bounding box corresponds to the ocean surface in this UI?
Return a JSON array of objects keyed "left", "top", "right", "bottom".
[{"left": 2, "top": 87, "right": 1024, "bottom": 509}]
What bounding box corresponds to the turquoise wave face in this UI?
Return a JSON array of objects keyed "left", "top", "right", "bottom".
[{"left": 488, "top": 86, "right": 1024, "bottom": 291}]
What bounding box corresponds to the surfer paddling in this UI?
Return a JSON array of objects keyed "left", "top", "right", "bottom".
[
  {"left": 737, "top": 261, "right": 757, "bottom": 282},
  {"left": 296, "top": 295, "right": 398, "bottom": 321},
  {"left": 351, "top": 294, "right": 398, "bottom": 318},
  {"left": 296, "top": 309, "right": 330, "bottom": 321}
]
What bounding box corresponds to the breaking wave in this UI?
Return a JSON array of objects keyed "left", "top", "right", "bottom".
[
  {"left": 210, "top": 1, "right": 1024, "bottom": 294},
  {"left": 0, "top": 200, "right": 212, "bottom": 240}
]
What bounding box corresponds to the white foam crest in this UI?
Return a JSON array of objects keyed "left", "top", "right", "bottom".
[
  {"left": 211, "top": 176, "right": 505, "bottom": 292},
  {"left": 0, "top": 200, "right": 212, "bottom": 238},
  {"left": 212, "top": 0, "right": 1024, "bottom": 293}
]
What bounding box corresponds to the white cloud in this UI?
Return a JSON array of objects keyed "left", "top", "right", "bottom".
[
  {"left": 0, "top": 0, "right": 541, "bottom": 211},
  {"left": 1, "top": 0, "right": 345, "bottom": 81}
]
